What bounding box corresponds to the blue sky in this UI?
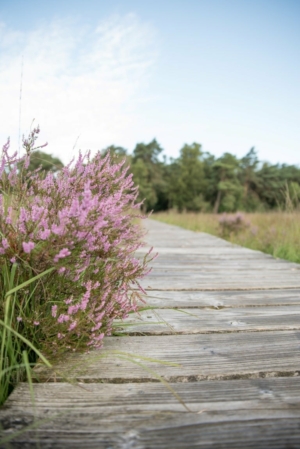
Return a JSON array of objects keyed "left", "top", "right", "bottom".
[{"left": 0, "top": 0, "right": 299, "bottom": 165}]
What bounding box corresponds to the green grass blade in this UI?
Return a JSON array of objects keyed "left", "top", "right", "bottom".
[
  {"left": 5, "top": 267, "right": 55, "bottom": 297},
  {"left": 0, "top": 320, "right": 52, "bottom": 368}
]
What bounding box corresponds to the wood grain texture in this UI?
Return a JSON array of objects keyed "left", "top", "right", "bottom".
[
  {"left": 115, "top": 306, "right": 300, "bottom": 334},
  {"left": 140, "top": 277, "right": 300, "bottom": 291},
  {"left": 33, "top": 331, "right": 300, "bottom": 382},
  {"left": 1, "top": 378, "right": 300, "bottom": 448},
  {"left": 143, "top": 289, "right": 300, "bottom": 308}
]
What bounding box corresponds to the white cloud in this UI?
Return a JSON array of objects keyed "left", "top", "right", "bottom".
[{"left": 0, "top": 14, "right": 157, "bottom": 164}]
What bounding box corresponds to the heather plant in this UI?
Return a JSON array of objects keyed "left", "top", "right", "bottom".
[
  {"left": 218, "top": 212, "right": 250, "bottom": 237},
  {"left": 0, "top": 127, "right": 152, "bottom": 404}
]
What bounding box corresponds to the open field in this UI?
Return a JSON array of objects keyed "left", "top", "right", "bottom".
[{"left": 152, "top": 211, "right": 300, "bottom": 264}]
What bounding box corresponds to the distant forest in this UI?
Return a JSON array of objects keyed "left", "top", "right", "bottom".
[
  {"left": 30, "top": 141, "right": 300, "bottom": 213},
  {"left": 103, "top": 140, "right": 300, "bottom": 213}
]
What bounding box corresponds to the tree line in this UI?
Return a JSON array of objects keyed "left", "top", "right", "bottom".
[{"left": 27, "top": 141, "right": 300, "bottom": 213}]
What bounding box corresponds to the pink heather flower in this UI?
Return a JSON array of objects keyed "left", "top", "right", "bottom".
[
  {"left": 51, "top": 223, "right": 65, "bottom": 236},
  {"left": 54, "top": 248, "right": 71, "bottom": 263},
  {"left": 22, "top": 241, "right": 35, "bottom": 254},
  {"left": 17, "top": 316, "right": 22, "bottom": 322},
  {"left": 95, "top": 311, "right": 105, "bottom": 322},
  {"left": 57, "top": 314, "right": 70, "bottom": 323},
  {"left": 24, "top": 155, "right": 30, "bottom": 169},
  {"left": 80, "top": 295, "right": 90, "bottom": 311},
  {"left": 51, "top": 305, "right": 58, "bottom": 318},
  {"left": 10, "top": 257, "right": 16, "bottom": 263},
  {"left": 2, "top": 238, "right": 9, "bottom": 249},
  {"left": 31, "top": 205, "right": 44, "bottom": 222},
  {"left": 33, "top": 321, "right": 40, "bottom": 326},
  {"left": 67, "top": 304, "right": 80, "bottom": 315},
  {"left": 19, "top": 207, "right": 29, "bottom": 223},
  {"left": 68, "top": 321, "right": 77, "bottom": 331},
  {"left": 40, "top": 229, "right": 51, "bottom": 240},
  {"left": 0, "top": 128, "right": 151, "bottom": 351},
  {"left": 95, "top": 333, "right": 104, "bottom": 341},
  {"left": 91, "top": 322, "right": 102, "bottom": 332}
]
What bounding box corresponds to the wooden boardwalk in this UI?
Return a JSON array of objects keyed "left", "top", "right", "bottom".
[{"left": 1, "top": 219, "right": 300, "bottom": 448}]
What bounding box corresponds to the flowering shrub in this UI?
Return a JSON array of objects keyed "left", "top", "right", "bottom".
[
  {"left": 218, "top": 212, "right": 250, "bottom": 237},
  {"left": 0, "top": 127, "right": 152, "bottom": 356}
]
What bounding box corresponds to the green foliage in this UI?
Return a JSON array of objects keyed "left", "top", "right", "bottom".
[
  {"left": 103, "top": 138, "right": 300, "bottom": 214},
  {"left": 212, "top": 153, "right": 243, "bottom": 213},
  {"left": 131, "top": 140, "right": 168, "bottom": 212},
  {"left": 0, "top": 263, "right": 53, "bottom": 405},
  {"left": 23, "top": 150, "right": 64, "bottom": 174},
  {"left": 169, "top": 143, "right": 208, "bottom": 212},
  {"left": 101, "top": 145, "right": 128, "bottom": 163}
]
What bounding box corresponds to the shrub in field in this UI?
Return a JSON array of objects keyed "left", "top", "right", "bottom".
[
  {"left": 218, "top": 212, "right": 250, "bottom": 237},
  {"left": 0, "top": 127, "right": 152, "bottom": 403}
]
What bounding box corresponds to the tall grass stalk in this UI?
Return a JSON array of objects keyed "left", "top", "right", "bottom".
[{"left": 0, "top": 267, "right": 53, "bottom": 405}]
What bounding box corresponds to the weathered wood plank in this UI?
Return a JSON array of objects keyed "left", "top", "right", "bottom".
[
  {"left": 116, "top": 306, "right": 300, "bottom": 334},
  {"left": 138, "top": 246, "right": 264, "bottom": 255},
  {"left": 143, "top": 289, "right": 300, "bottom": 308},
  {"left": 33, "top": 331, "right": 300, "bottom": 382},
  {"left": 1, "top": 378, "right": 300, "bottom": 448},
  {"left": 149, "top": 262, "right": 300, "bottom": 270},
  {"left": 3, "top": 376, "right": 300, "bottom": 411},
  {"left": 141, "top": 277, "right": 300, "bottom": 290},
  {"left": 148, "top": 254, "right": 300, "bottom": 267},
  {"left": 1, "top": 418, "right": 299, "bottom": 449}
]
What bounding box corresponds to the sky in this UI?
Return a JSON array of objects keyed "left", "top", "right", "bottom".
[{"left": 0, "top": 0, "right": 299, "bottom": 165}]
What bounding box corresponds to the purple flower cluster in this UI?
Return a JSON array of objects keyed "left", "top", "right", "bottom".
[
  {"left": 0, "top": 127, "right": 152, "bottom": 351},
  {"left": 218, "top": 212, "right": 250, "bottom": 237}
]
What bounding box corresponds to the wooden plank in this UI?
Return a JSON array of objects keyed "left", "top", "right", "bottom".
[
  {"left": 116, "top": 306, "right": 300, "bottom": 335},
  {"left": 138, "top": 246, "right": 263, "bottom": 255},
  {"left": 146, "top": 271, "right": 300, "bottom": 280},
  {"left": 141, "top": 277, "right": 300, "bottom": 291},
  {"left": 149, "top": 255, "right": 300, "bottom": 267},
  {"left": 3, "top": 376, "right": 300, "bottom": 412},
  {"left": 141, "top": 258, "right": 300, "bottom": 289},
  {"left": 142, "top": 289, "right": 300, "bottom": 308},
  {"left": 1, "top": 418, "right": 299, "bottom": 449},
  {"left": 149, "top": 262, "right": 300, "bottom": 270},
  {"left": 142, "top": 254, "right": 285, "bottom": 262},
  {"left": 145, "top": 256, "right": 299, "bottom": 272},
  {"left": 33, "top": 331, "right": 300, "bottom": 382},
  {"left": 1, "top": 378, "right": 300, "bottom": 448}
]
